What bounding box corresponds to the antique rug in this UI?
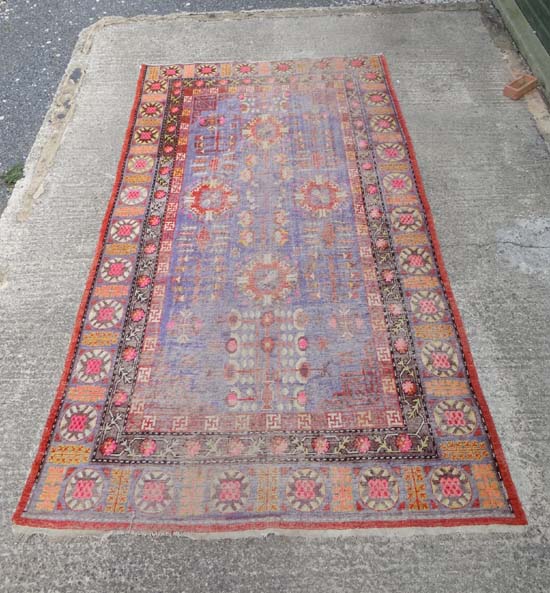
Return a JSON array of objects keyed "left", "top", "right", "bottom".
[{"left": 13, "top": 56, "right": 525, "bottom": 534}]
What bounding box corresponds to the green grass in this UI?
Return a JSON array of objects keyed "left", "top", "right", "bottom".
[{"left": 1, "top": 163, "right": 24, "bottom": 188}]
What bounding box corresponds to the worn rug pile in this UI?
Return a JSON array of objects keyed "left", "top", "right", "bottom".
[{"left": 14, "top": 56, "right": 525, "bottom": 534}]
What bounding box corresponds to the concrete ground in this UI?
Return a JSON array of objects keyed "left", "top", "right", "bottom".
[
  {"left": 1, "top": 5, "right": 550, "bottom": 592},
  {"left": 0, "top": 0, "right": 475, "bottom": 216}
]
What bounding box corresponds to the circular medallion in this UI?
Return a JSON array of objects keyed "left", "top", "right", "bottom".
[
  {"left": 237, "top": 254, "right": 297, "bottom": 305},
  {"left": 370, "top": 115, "right": 397, "bottom": 133},
  {"left": 59, "top": 404, "right": 97, "bottom": 442},
  {"left": 110, "top": 219, "right": 140, "bottom": 243},
  {"left": 295, "top": 177, "right": 346, "bottom": 218},
  {"left": 431, "top": 466, "right": 472, "bottom": 509},
  {"left": 391, "top": 206, "right": 422, "bottom": 232},
  {"left": 100, "top": 258, "right": 132, "bottom": 283},
  {"left": 127, "top": 155, "right": 154, "bottom": 174},
  {"left": 88, "top": 299, "right": 124, "bottom": 329},
  {"left": 133, "top": 127, "right": 158, "bottom": 145},
  {"left": 185, "top": 179, "right": 238, "bottom": 220},
  {"left": 196, "top": 64, "right": 217, "bottom": 77},
  {"left": 383, "top": 173, "right": 413, "bottom": 195},
  {"left": 235, "top": 63, "right": 255, "bottom": 76},
  {"left": 410, "top": 290, "right": 446, "bottom": 322},
  {"left": 75, "top": 349, "right": 112, "bottom": 383},
  {"left": 243, "top": 115, "right": 286, "bottom": 149},
  {"left": 421, "top": 341, "right": 459, "bottom": 377},
  {"left": 364, "top": 91, "right": 390, "bottom": 106},
  {"left": 140, "top": 102, "right": 163, "bottom": 118},
  {"left": 433, "top": 399, "right": 477, "bottom": 435},
  {"left": 399, "top": 247, "right": 433, "bottom": 274},
  {"left": 65, "top": 469, "right": 104, "bottom": 511},
  {"left": 359, "top": 467, "right": 400, "bottom": 511},
  {"left": 211, "top": 470, "right": 250, "bottom": 513},
  {"left": 376, "top": 143, "right": 406, "bottom": 162},
  {"left": 361, "top": 70, "right": 382, "bottom": 83},
  {"left": 286, "top": 468, "right": 325, "bottom": 512},
  {"left": 134, "top": 471, "right": 175, "bottom": 513},
  {"left": 161, "top": 65, "right": 182, "bottom": 78},
  {"left": 120, "top": 185, "right": 148, "bottom": 205},
  {"left": 145, "top": 79, "right": 167, "bottom": 93}
]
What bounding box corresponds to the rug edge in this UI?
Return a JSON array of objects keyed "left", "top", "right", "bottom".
[{"left": 12, "top": 513, "right": 527, "bottom": 537}]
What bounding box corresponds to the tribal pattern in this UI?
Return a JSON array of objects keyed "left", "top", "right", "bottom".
[{"left": 14, "top": 56, "right": 525, "bottom": 534}]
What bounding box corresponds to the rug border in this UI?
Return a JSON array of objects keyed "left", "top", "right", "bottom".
[
  {"left": 12, "top": 56, "right": 527, "bottom": 534},
  {"left": 379, "top": 54, "right": 526, "bottom": 526}
]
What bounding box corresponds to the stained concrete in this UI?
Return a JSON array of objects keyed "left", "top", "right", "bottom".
[{"left": 1, "top": 7, "right": 549, "bottom": 592}]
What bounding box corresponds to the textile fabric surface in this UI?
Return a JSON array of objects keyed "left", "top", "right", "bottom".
[{"left": 13, "top": 56, "right": 525, "bottom": 534}]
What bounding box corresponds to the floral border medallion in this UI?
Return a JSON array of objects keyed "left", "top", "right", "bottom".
[{"left": 13, "top": 56, "right": 525, "bottom": 534}]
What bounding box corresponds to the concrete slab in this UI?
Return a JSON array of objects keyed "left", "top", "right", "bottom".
[{"left": 1, "top": 6, "right": 549, "bottom": 592}]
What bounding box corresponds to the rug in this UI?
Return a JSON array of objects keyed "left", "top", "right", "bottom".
[{"left": 13, "top": 56, "right": 525, "bottom": 534}]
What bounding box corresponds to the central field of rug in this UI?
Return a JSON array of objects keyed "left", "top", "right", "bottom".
[{"left": 14, "top": 56, "right": 525, "bottom": 534}]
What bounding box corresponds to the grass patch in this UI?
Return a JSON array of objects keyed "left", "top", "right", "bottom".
[{"left": 1, "top": 163, "right": 24, "bottom": 188}]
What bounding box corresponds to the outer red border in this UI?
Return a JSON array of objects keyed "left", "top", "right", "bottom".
[{"left": 13, "top": 57, "right": 526, "bottom": 534}]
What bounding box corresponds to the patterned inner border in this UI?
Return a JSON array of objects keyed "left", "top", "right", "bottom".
[{"left": 89, "top": 63, "right": 439, "bottom": 465}]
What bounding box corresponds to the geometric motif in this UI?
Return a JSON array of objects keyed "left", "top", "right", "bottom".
[
  {"left": 211, "top": 470, "right": 250, "bottom": 513},
  {"left": 359, "top": 467, "right": 399, "bottom": 511},
  {"left": 430, "top": 466, "right": 473, "bottom": 510},
  {"left": 14, "top": 56, "right": 525, "bottom": 534},
  {"left": 64, "top": 469, "right": 104, "bottom": 512},
  {"left": 286, "top": 469, "right": 325, "bottom": 512},
  {"left": 58, "top": 404, "right": 97, "bottom": 442},
  {"left": 134, "top": 471, "right": 174, "bottom": 514}
]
